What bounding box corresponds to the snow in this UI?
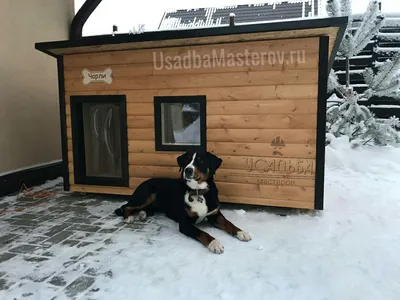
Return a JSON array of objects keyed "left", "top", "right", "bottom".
[
  {"left": 1, "top": 139, "right": 400, "bottom": 299},
  {"left": 335, "top": 69, "right": 366, "bottom": 74},
  {"left": 173, "top": 117, "right": 201, "bottom": 145},
  {"left": 374, "top": 46, "right": 400, "bottom": 54},
  {"left": 378, "top": 32, "right": 400, "bottom": 41},
  {"left": 370, "top": 104, "right": 400, "bottom": 108}
]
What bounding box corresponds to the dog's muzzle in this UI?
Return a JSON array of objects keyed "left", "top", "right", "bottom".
[{"left": 184, "top": 167, "right": 194, "bottom": 179}]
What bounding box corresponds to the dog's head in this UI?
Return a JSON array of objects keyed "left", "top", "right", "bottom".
[{"left": 177, "top": 151, "right": 222, "bottom": 184}]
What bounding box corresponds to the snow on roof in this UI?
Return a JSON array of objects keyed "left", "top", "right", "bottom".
[{"left": 158, "top": 1, "right": 320, "bottom": 30}]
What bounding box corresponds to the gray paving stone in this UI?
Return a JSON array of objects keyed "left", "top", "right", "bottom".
[
  {"left": 67, "top": 224, "right": 101, "bottom": 233},
  {"left": 0, "top": 277, "right": 15, "bottom": 291},
  {"left": 98, "top": 227, "right": 119, "bottom": 234},
  {"left": 65, "top": 276, "right": 95, "bottom": 298},
  {"left": 65, "top": 206, "right": 89, "bottom": 216},
  {"left": 92, "top": 221, "right": 105, "bottom": 226},
  {"left": 8, "top": 244, "right": 40, "bottom": 254},
  {"left": 0, "top": 233, "right": 19, "bottom": 246},
  {"left": 77, "top": 242, "right": 93, "bottom": 248},
  {"left": 74, "top": 199, "right": 102, "bottom": 207},
  {"left": 23, "top": 255, "right": 49, "bottom": 262},
  {"left": 0, "top": 202, "right": 10, "bottom": 209},
  {"left": 84, "top": 268, "right": 98, "bottom": 276},
  {"left": 104, "top": 238, "right": 113, "bottom": 245},
  {"left": 10, "top": 226, "right": 32, "bottom": 234},
  {"left": 43, "top": 231, "right": 75, "bottom": 246},
  {"left": 63, "top": 260, "right": 78, "bottom": 268},
  {"left": 22, "top": 292, "right": 34, "bottom": 297},
  {"left": 0, "top": 252, "right": 16, "bottom": 263},
  {"left": 77, "top": 252, "right": 95, "bottom": 261},
  {"left": 48, "top": 275, "right": 67, "bottom": 287},
  {"left": 9, "top": 213, "right": 38, "bottom": 220},
  {"left": 36, "top": 215, "right": 56, "bottom": 222},
  {"left": 26, "top": 235, "right": 48, "bottom": 245},
  {"left": 43, "top": 224, "right": 72, "bottom": 237},
  {"left": 11, "top": 218, "right": 40, "bottom": 226},
  {"left": 65, "top": 217, "right": 98, "bottom": 225},
  {"left": 61, "top": 239, "right": 81, "bottom": 247},
  {"left": 22, "top": 272, "right": 54, "bottom": 283}
]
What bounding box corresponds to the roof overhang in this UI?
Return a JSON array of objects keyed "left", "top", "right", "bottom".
[{"left": 35, "top": 16, "right": 348, "bottom": 71}]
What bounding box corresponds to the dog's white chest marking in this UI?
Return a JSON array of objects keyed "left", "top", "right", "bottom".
[{"left": 185, "top": 193, "right": 213, "bottom": 224}]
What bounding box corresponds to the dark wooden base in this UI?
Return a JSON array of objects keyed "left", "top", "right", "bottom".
[{"left": 0, "top": 161, "right": 63, "bottom": 197}]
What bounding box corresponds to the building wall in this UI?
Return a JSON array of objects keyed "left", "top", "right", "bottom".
[
  {"left": 0, "top": 0, "right": 75, "bottom": 174},
  {"left": 63, "top": 37, "right": 320, "bottom": 209}
]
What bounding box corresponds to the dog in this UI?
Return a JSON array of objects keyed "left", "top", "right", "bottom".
[{"left": 114, "top": 151, "right": 251, "bottom": 254}]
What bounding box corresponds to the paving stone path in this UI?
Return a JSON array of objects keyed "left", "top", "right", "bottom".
[{"left": 0, "top": 180, "right": 164, "bottom": 299}]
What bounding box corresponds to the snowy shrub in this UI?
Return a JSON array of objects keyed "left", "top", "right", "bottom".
[{"left": 325, "top": 0, "right": 400, "bottom": 147}]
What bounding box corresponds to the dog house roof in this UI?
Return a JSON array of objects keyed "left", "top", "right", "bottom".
[{"left": 35, "top": 16, "right": 347, "bottom": 71}]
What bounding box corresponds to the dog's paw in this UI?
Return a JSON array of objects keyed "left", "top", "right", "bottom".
[
  {"left": 236, "top": 231, "right": 252, "bottom": 241},
  {"left": 138, "top": 210, "right": 147, "bottom": 221},
  {"left": 207, "top": 239, "right": 224, "bottom": 254},
  {"left": 124, "top": 216, "right": 134, "bottom": 224}
]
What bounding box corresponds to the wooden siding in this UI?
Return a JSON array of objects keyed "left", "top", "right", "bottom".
[{"left": 64, "top": 37, "right": 320, "bottom": 209}]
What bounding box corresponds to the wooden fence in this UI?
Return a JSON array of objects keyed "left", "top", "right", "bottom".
[{"left": 331, "top": 14, "right": 400, "bottom": 121}]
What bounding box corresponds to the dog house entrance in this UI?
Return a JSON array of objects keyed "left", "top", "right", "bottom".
[{"left": 69, "top": 95, "right": 129, "bottom": 187}]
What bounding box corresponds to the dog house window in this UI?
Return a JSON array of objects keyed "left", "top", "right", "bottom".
[{"left": 154, "top": 96, "right": 206, "bottom": 151}]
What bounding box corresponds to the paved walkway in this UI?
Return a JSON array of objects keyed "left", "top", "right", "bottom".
[{"left": 0, "top": 179, "right": 164, "bottom": 300}]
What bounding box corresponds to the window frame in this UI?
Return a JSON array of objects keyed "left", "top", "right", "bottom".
[
  {"left": 70, "top": 95, "right": 129, "bottom": 187},
  {"left": 153, "top": 95, "right": 206, "bottom": 152}
]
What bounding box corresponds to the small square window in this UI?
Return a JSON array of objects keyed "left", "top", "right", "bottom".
[{"left": 154, "top": 95, "right": 206, "bottom": 151}]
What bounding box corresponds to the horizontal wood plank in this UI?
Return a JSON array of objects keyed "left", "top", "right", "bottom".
[
  {"left": 128, "top": 153, "right": 315, "bottom": 175},
  {"left": 67, "top": 99, "right": 318, "bottom": 117},
  {"left": 128, "top": 165, "right": 315, "bottom": 187},
  {"left": 128, "top": 140, "right": 315, "bottom": 158},
  {"left": 63, "top": 37, "right": 320, "bottom": 67},
  {"left": 207, "top": 142, "right": 315, "bottom": 158},
  {"left": 127, "top": 128, "right": 316, "bottom": 144},
  {"left": 64, "top": 54, "right": 318, "bottom": 80},
  {"left": 64, "top": 69, "right": 318, "bottom": 92},
  {"left": 125, "top": 99, "right": 317, "bottom": 116},
  {"left": 207, "top": 114, "right": 317, "bottom": 129},
  {"left": 127, "top": 115, "right": 317, "bottom": 130},
  {"left": 217, "top": 181, "right": 313, "bottom": 201},
  {"left": 207, "top": 129, "right": 316, "bottom": 144},
  {"left": 218, "top": 196, "right": 314, "bottom": 209},
  {"left": 127, "top": 116, "right": 154, "bottom": 128},
  {"left": 70, "top": 184, "right": 133, "bottom": 195},
  {"left": 128, "top": 128, "right": 155, "bottom": 141},
  {"left": 54, "top": 28, "right": 338, "bottom": 57},
  {"left": 206, "top": 100, "right": 318, "bottom": 115},
  {"left": 64, "top": 85, "right": 318, "bottom": 103},
  {"left": 127, "top": 177, "right": 313, "bottom": 201}
]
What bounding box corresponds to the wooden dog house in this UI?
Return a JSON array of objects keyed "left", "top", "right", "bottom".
[{"left": 35, "top": 16, "right": 347, "bottom": 210}]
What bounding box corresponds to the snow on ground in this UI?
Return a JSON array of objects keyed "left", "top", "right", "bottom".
[
  {"left": 1, "top": 137, "right": 400, "bottom": 299},
  {"left": 92, "top": 137, "right": 400, "bottom": 300}
]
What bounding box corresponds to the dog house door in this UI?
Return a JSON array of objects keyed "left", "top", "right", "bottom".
[{"left": 69, "top": 95, "right": 129, "bottom": 187}]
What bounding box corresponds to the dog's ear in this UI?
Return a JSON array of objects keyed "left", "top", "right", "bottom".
[
  {"left": 177, "top": 152, "right": 190, "bottom": 172},
  {"left": 207, "top": 152, "right": 222, "bottom": 174}
]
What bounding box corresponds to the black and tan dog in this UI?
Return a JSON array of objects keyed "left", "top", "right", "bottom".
[{"left": 114, "top": 151, "right": 251, "bottom": 254}]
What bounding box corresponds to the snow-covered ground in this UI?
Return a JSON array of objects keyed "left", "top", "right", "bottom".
[
  {"left": 1, "top": 137, "right": 399, "bottom": 299},
  {"left": 92, "top": 137, "right": 400, "bottom": 300}
]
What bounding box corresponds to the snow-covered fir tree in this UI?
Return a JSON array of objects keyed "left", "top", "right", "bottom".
[{"left": 326, "top": 0, "right": 400, "bottom": 147}]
